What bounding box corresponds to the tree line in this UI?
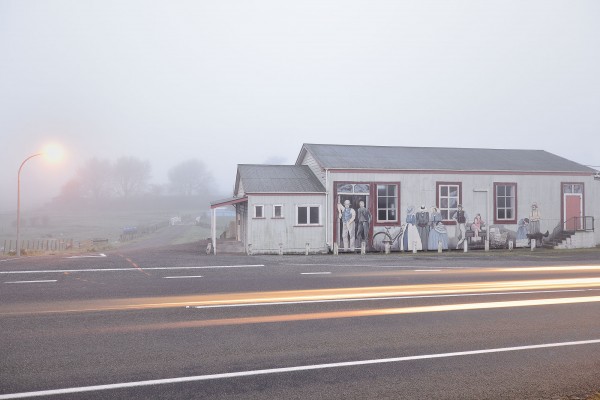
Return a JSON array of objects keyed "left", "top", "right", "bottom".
[{"left": 54, "top": 156, "right": 216, "bottom": 205}]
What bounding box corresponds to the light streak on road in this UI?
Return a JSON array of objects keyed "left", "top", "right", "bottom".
[
  {"left": 96, "top": 295, "right": 600, "bottom": 332},
  {"left": 3, "top": 277, "right": 600, "bottom": 315},
  {"left": 496, "top": 265, "right": 600, "bottom": 272}
]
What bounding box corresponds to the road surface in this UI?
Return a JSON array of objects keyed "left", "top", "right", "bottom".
[{"left": 1, "top": 235, "right": 599, "bottom": 399}]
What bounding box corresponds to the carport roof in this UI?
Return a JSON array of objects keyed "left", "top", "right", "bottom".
[{"left": 298, "top": 144, "right": 596, "bottom": 173}]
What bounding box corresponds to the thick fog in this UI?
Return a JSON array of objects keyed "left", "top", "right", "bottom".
[{"left": 1, "top": 1, "right": 599, "bottom": 213}]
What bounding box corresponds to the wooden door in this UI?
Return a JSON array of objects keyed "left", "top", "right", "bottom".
[{"left": 564, "top": 194, "right": 582, "bottom": 231}]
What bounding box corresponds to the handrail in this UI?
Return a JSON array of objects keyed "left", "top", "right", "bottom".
[{"left": 564, "top": 216, "right": 595, "bottom": 232}]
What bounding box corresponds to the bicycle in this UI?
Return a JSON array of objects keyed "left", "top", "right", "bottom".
[{"left": 372, "top": 225, "right": 405, "bottom": 252}]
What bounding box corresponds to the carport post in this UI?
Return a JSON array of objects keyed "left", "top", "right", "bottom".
[{"left": 211, "top": 208, "right": 217, "bottom": 255}]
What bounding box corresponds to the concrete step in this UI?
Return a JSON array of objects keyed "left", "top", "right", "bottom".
[{"left": 215, "top": 240, "right": 246, "bottom": 254}]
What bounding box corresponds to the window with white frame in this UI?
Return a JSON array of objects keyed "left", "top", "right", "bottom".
[
  {"left": 297, "top": 205, "right": 320, "bottom": 225},
  {"left": 254, "top": 205, "right": 264, "bottom": 218},
  {"left": 437, "top": 183, "right": 461, "bottom": 220},
  {"left": 494, "top": 183, "right": 516, "bottom": 223},
  {"left": 273, "top": 205, "right": 283, "bottom": 218},
  {"left": 376, "top": 184, "right": 398, "bottom": 222}
]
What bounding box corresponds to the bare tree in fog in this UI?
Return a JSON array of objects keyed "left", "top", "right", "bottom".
[
  {"left": 112, "top": 156, "right": 151, "bottom": 198},
  {"left": 77, "top": 158, "right": 112, "bottom": 200},
  {"left": 55, "top": 178, "right": 84, "bottom": 205},
  {"left": 168, "top": 159, "right": 215, "bottom": 196}
]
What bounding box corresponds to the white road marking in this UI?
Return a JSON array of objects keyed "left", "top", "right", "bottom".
[
  {"left": 2, "top": 338, "right": 599, "bottom": 399},
  {"left": 192, "top": 288, "right": 600, "bottom": 309},
  {"left": 4, "top": 280, "right": 57, "bottom": 284},
  {"left": 0, "top": 265, "right": 265, "bottom": 275},
  {"left": 414, "top": 269, "right": 441, "bottom": 272},
  {"left": 163, "top": 276, "right": 203, "bottom": 279},
  {"left": 301, "top": 272, "right": 331, "bottom": 275},
  {"left": 65, "top": 253, "right": 107, "bottom": 259}
]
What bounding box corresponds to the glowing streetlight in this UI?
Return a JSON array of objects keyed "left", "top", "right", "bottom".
[{"left": 16, "top": 144, "right": 65, "bottom": 257}]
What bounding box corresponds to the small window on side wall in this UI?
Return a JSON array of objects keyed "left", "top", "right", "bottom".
[
  {"left": 437, "top": 182, "right": 461, "bottom": 221},
  {"left": 297, "top": 205, "right": 320, "bottom": 225},
  {"left": 254, "top": 205, "right": 264, "bottom": 218},
  {"left": 494, "top": 183, "right": 517, "bottom": 224},
  {"left": 376, "top": 184, "right": 398, "bottom": 223},
  {"left": 273, "top": 205, "right": 283, "bottom": 218}
]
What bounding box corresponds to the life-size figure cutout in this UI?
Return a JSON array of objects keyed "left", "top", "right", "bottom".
[
  {"left": 415, "top": 205, "right": 430, "bottom": 251},
  {"left": 356, "top": 200, "right": 371, "bottom": 246},
  {"left": 529, "top": 203, "right": 541, "bottom": 235},
  {"left": 428, "top": 207, "right": 448, "bottom": 250},
  {"left": 338, "top": 200, "right": 356, "bottom": 251},
  {"left": 401, "top": 206, "right": 422, "bottom": 251},
  {"left": 452, "top": 204, "right": 469, "bottom": 249},
  {"left": 471, "top": 213, "right": 485, "bottom": 238}
]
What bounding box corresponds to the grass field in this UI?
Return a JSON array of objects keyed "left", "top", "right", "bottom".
[{"left": 0, "top": 200, "right": 233, "bottom": 254}]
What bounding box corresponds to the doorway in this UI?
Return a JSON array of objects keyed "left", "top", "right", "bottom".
[
  {"left": 563, "top": 183, "right": 584, "bottom": 231},
  {"left": 336, "top": 194, "right": 370, "bottom": 250}
]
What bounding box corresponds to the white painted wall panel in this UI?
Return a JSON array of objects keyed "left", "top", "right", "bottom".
[{"left": 247, "top": 194, "right": 327, "bottom": 254}]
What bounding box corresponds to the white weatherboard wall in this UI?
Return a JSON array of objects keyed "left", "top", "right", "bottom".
[
  {"left": 326, "top": 171, "right": 599, "bottom": 246},
  {"left": 246, "top": 194, "right": 327, "bottom": 254}
]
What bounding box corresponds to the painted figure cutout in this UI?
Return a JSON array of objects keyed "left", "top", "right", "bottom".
[
  {"left": 401, "top": 206, "right": 422, "bottom": 251},
  {"left": 452, "top": 204, "right": 469, "bottom": 249},
  {"left": 428, "top": 207, "right": 448, "bottom": 250},
  {"left": 356, "top": 200, "right": 371, "bottom": 246},
  {"left": 338, "top": 200, "right": 356, "bottom": 251},
  {"left": 415, "top": 205, "right": 430, "bottom": 251}
]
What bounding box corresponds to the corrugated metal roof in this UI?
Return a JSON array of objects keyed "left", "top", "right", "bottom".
[
  {"left": 300, "top": 144, "right": 595, "bottom": 173},
  {"left": 238, "top": 165, "right": 325, "bottom": 193}
]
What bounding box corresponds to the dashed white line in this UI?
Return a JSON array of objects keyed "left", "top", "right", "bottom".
[
  {"left": 4, "top": 280, "right": 57, "bottom": 284},
  {"left": 65, "top": 253, "right": 107, "bottom": 259},
  {"left": 414, "top": 269, "right": 441, "bottom": 272},
  {"left": 163, "top": 276, "right": 203, "bottom": 279},
  {"left": 1, "top": 338, "right": 599, "bottom": 399},
  {"left": 301, "top": 272, "right": 332, "bottom": 275}
]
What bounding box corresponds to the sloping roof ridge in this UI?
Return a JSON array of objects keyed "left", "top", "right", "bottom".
[{"left": 302, "top": 142, "right": 545, "bottom": 153}]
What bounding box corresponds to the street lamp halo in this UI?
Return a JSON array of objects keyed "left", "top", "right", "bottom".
[{"left": 42, "top": 143, "right": 65, "bottom": 163}]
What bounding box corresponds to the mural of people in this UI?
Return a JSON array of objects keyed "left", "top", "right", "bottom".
[
  {"left": 428, "top": 207, "right": 448, "bottom": 250},
  {"left": 416, "top": 205, "right": 430, "bottom": 251},
  {"left": 452, "top": 204, "right": 468, "bottom": 249},
  {"left": 516, "top": 218, "right": 530, "bottom": 240},
  {"left": 471, "top": 213, "right": 485, "bottom": 238},
  {"left": 356, "top": 200, "right": 371, "bottom": 245},
  {"left": 338, "top": 200, "right": 356, "bottom": 251},
  {"left": 401, "top": 206, "right": 422, "bottom": 251}
]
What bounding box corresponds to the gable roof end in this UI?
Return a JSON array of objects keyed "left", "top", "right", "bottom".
[{"left": 237, "top": 164, "right": 325, "bottom": 193}]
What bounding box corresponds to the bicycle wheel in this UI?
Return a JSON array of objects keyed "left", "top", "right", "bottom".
[{"left": 372, "top": 231, "right": 393, "bottom": 252}]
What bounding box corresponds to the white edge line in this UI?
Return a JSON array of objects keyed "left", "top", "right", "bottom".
[
  {"left": 192, "top": 288, "right": 598, "bottom": 309},
  {"left": 2, "top": 339, "right": 600, "bottom": 399},
  {"left": 0, "top": 265, "right": 265, "bottom": 274},
  {"left": 4, "top": 280, "right": 57, "bottom": 284}
]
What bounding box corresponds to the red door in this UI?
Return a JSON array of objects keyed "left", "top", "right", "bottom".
[{"left": 565, "top": 195, "right": 582, "bottom": 231}]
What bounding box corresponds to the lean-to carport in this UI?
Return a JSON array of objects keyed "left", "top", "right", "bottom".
[{"left": 209, "top": 196, "right": 248, "bottom": 255}]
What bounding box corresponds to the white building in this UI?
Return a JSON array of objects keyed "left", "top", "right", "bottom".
[{"left": 210, "top": 144, "right": 599, "bottom": 254}]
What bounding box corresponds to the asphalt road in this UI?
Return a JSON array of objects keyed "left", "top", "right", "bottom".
[{"left": 1, "top": 229, "right": 600, "bottom": 399}]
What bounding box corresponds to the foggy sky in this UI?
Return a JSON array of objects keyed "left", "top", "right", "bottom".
[{"left": 1, "top": 0, "right": 599, "bottom": 213}]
